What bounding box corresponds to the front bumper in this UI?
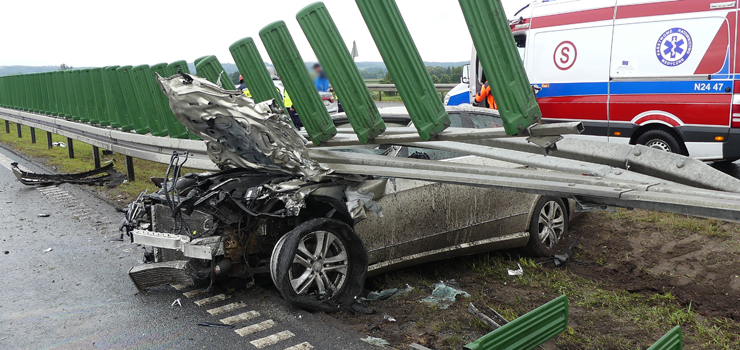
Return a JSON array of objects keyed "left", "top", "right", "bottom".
[{"left": 131, "top": 229, "right": 224, "bottom": 260}]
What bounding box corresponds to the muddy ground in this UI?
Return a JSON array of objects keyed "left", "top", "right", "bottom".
[{"left": 333, "top": 210, "right": 740, "bottom": 349}]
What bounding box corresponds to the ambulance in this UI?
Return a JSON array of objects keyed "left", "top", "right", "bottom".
[{"left": 449, "top": 0, "right": 740, "bottom": 161}]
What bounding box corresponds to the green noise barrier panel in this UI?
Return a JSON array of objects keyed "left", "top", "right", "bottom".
[
  {"left": 80, "top": 68, "right": 98, "bottom": 123},
  {"left": 53, "top": 71, "right": 68, "bottom": 118},
  {"left": 101, "top": 66, "right": 121, "bottom": 127},
  {"left": 297, "top": 2, "right": 385, "bottom": 143},
  {"left": 89, "top": 67, "right": 107, "bottom": 125},
  {"left": 132, "top": 64, "right": 168, "bottom": 136},
  {"left": 260, "top": 20, "right": 336, "bottom": 145},
  {"left": 355, "top": 0, "right": 450, "bottom": 141},
  {"left": 165, "top": 60, "right": 190, "bottom": 76},
  {"left": 194, "top": 55, "right": 236, "bottom": 90},
  {"left": 458, "top": 0, "right": 541, "bottom": 135},
  {"left": 647, "top": 326, "right": 683, "bottom": 350},
  {"left": 71, "top": 70, "right": 88, "bottom": 121},
  {"left": 464, "top": 295, "right": 569, "bottom": 350},
  {"left": 117, "top": 66, "right": 148, "bottom": 134},
  {"left": 229, "top": 37, "right": 285, "bottom": 108},
  {"left": 151, "top": 63, "right": 189, "bottom": 139}
]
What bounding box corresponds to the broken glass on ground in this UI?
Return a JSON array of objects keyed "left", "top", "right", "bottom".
[{"left": 421, "top": 280, "right": 470, "bottom": 309}]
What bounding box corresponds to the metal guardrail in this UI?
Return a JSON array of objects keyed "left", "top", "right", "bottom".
[
  {"left": 0, "top": 107, "right": 218, "bottom": 172},
  {"left": 366, "top": 83, "right": 458, "bottom": 92}
]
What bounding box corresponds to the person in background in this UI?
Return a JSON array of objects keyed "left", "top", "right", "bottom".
[
  {"left": 313, "top": 64, "right": 331, "bottom": 92},
  {"left": 475, "top": 72, "right": 497, "bottom": 110},
  {"left": 237, "top": 75, "right": 252, "bottom": 97},
  {"left": 283, "top": 89, "right": 303, "bottom": 130}
]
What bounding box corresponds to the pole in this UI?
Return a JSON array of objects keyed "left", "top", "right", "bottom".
[
  {"left": 16, "top": 123, "right": 22, "bottom": 138},
  {"left": 66, "top": 137, "right": 74, "bottom": 158},
  {"left": 30, "top": 127, "right": 36, "bottom": 144},
  {"left": 46, "top": 132, "right": 53, "bottom": 149},
  {"left": 125, "top": 156, "right": 135, "bottom": 182},
  {"left": 92, "top": 146, "right": 101, "bottom": 169}
]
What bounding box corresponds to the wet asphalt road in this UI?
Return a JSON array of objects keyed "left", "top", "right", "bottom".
[{"left": 0, "top": 147, "right": 373, "bottom": 350}]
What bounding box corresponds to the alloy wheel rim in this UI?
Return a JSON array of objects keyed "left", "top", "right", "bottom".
[
  {"left": 538, "top": 201, "right": 565, "bottom": 248},
  {"left": 289, "top": 230, "right": 348, "bottom": 297}
]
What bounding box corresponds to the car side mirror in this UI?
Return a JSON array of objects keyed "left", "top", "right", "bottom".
[{"left": 461, "top": 64, "right": 470, "bottom": 84}]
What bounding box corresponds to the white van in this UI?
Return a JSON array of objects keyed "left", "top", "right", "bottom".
[{"left": 447, "top": 0, "right": 740, "bottom": 161}]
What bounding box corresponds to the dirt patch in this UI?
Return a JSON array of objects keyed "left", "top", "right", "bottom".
[{"left": 331, "top": 210, "right": 740, "bottom": 349}]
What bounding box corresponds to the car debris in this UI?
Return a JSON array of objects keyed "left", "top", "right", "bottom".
[
  {"left": 507, "top": 263, "right": 524, "bottom": 276},
  {"left": 421, "top": 280, "right": 470, "bottom": 309},
  {"left": 409, "top": 344, "right": 433, "bottom": 350},
  {"left": 363, "top": 284, "right": 414, "bottom": 302},
  {"left": 360, "top": 336, "right": 390, "bottom": 348},
  {"left": 37, "top": 213, "right": 50, "bottom": 218},
  {"left": 369, "top": 314, "right": 396, "bottom": 331},
  {"left": 4, "top": 251, "right": 9, "bottom": 255},
  {"left": 43, "top": 248, "right": 52, "bottom": 252},
  {"left": 11, "top": 162, "right": 125, "bottom": 187},
  {"left": 196, "top": 322, "right": 235, "bottom": 329},
  {"left": 468, "top": 303, "right": 502, "bottom": 330},
  {"left": 171, "top": 298, "right": 182, "bottom": 308}
]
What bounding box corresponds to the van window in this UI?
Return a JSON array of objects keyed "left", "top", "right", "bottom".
[{"left": 513, "top": 34, "right": 526, "bottom": 61}]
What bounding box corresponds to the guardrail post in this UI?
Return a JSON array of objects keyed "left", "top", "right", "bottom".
[
  {"left": 46, "top": 131, "right": 53, "bottom": 149},
  {"left": 30, "top": 127, "right": 36, "bottom": 144},
  {"left": 92, "top": 146, "right": 101, "bottom": 169},
  {"left": 16, "top": 123, "right": 22, "bottom": 138},
  {"left": 125, "top": 156, "right": 135, "bottom": 182},
  {"left": 4, "top": 120, "right": 9, "bottom": 133},
  {"left": 66, "top": 137, "right": 74, "bottom": 159}
]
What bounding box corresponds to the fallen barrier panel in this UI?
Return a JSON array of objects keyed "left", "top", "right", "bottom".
[
  {"left": 355, "top": 0, "right": 450, "bottom": 140},
  {"left": 229, "top": 37, "right": 285, "bottom": 108},
  {"left": 260, "top": 20, "right": 336, "bottom": 145},
  {"left": 298, "top": 2, "right": 385, "bottom": 143}
]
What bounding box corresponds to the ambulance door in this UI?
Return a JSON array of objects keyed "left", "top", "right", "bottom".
[
  {"left": 526, "top": 0, "right": 617, "bottom": 138},
  {"left": 609, "top": 0, "right": 734, "bottom": 158}
]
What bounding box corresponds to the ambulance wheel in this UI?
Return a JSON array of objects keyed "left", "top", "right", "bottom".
[{"left": 636, "top": 129, "right": 682, "bottom": 154}]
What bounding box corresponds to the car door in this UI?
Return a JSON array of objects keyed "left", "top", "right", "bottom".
[{"left": 354, "top": 111, "right": 536, "bottom": 264}]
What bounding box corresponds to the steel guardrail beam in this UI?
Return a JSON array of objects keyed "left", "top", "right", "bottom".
[{"left": 0, "top": 107, "right": 217, "bottom": 171}]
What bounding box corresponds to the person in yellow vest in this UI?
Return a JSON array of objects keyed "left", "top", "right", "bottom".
[{"left": 283, "top": 89, "right": 303, "bottom": 130}]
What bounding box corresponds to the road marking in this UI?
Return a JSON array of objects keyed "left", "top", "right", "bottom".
[
  {"left": 182, "top": 288, "right": 207, "bottom": 298},
  {"left": 220, "top": 311, "right": 260, "bottom": 325},
  {"left": 284, "top": 342, "right": 314, "bottom": 350},
  {"left": 0, "top": 151, "right": 26, "bottom": 171},
  {"left": 235, "top": 319, "right": 275, "bottom": 337},
  {"left": 207, "top": 302, "right": 246, "bottom": 315},
  {"left": 171, "top": 284, "right": 188, "bottom": 291},
  {"left": 194, "top": 294, "right": 231, "bottom": 306},
  {"left": 251, "top": 330, "right": 295, "bottom": 348}
]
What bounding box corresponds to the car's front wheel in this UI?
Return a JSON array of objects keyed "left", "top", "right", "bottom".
[
  {"left": 524, "top": 197, "right": 568, "bottom": 257},
  {"left": 270, "top": 218, "right": 367, "bottom": 312}
]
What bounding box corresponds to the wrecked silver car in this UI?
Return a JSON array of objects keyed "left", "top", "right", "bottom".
[{"left": 121, "top": 74, "right": 572, "bottom": 312}]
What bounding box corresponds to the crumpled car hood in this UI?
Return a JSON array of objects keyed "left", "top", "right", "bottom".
[{"left": 157, "top": 73, "right": 332, "bottom": 182}]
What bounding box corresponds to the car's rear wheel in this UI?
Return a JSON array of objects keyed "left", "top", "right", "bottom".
[
  {"left": 524, "top": 197, "right": 568, "bottom": 257},
  {"left": 635, "top": 129, "right": 682, "bottom": 154},
  {"left": 270, "top": 218, "right": 367, "bottom": 312}
]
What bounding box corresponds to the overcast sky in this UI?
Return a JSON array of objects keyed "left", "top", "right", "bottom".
[{"left": 0, "top": 0, "right": 531, "bottom": 67}]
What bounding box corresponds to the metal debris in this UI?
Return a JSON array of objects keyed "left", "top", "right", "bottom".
[
  {"left": 43, "top": 248, "right": 52, "bottom": 252},
  {"left": 37, "top": 213, "right": 50, "bottom": 218},
  {"left": 196, "top": 322, "right": 235, "bottom": 329},
  {"left": 507, "top": 263, "right": 524, "bottom": 276},
  {"left": 171, "top": 298, "right": 182, "bottom": 308},
  {"left": 11, "top": 162, "right": 124, "bottom": 187},
  {"left": 361, "top": 336, "right": 390, "bottom": 347},
  {"left": 421, "top": 281, "right": 470, "bottom": 309},
  {"left": 157, "top": 73, "right": 332, "bottom": 182}
]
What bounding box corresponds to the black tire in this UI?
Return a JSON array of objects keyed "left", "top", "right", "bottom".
[
  {"left": 635, "top": 129, "right": 682, "bottom": 154},
  {"left": 271, "top": 218, "right": 367, "bottom": 312},
  {"left": 524, "top": 197, "right": 568, "bottom": 257}
]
